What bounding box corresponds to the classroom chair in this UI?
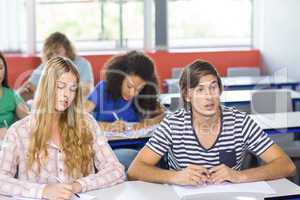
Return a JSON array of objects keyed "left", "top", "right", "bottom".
[
  {"left": 251, "top": 90, "right": 300, "bottom": 184},
  {"left": 168, "top": 83, "right": 180, "bottom": 93},
  {"left": 114, "top": 148, "right": 139, "bottom": 172},
  {"left": 171, "top": 68, "right": 183, "bottom": 78},
  {"left": 251, "top": 90, "right": 292, "bottom": 114},
  {"left": 169, "top": 97, "right": 183, "bottom": 112}
]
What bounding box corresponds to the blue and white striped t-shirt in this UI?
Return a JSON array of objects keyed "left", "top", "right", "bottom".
[{"left": 146, "top": 106, "right": 274, "bottom": 170}]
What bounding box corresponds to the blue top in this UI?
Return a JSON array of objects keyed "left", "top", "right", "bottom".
[
  {"left": 29, "top": 56, "right": 94, "bottom": 86},
  {"left": 87, "top": 81, "right": 139, "bottom": 122}
]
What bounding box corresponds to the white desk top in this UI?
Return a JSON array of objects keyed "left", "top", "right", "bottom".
[
  {"left": 222, "top": 76, "right": 299, "bottom": 86},
  {"left": 87, "top": 181, "right": 180, "bottom": 200},
  {"left": 0, "top": 179, "right": 298, "bottom": 200},
  {"left": 165, "top": 76, "right": 299, "bottom": 87},
  {"left": 84, "top": 179, "right": 300, "bottom": 200},
  {"left": 250, "top": 111, "right": 300, "bottom": 131},
  {"left": 160, "top": 89, "right": 300, "bottom": 105}
]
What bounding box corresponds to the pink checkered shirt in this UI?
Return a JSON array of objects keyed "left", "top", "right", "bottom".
[{"left": 0, "top": 114, "right": 125, "bottom": 199}]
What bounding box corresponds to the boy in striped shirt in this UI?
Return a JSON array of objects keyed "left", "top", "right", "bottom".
[{"left": 128, "top": 60, "right": 295, "bottom": 186}]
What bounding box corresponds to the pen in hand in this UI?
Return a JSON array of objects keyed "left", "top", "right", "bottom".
[
  {"left": 55, "top": 177, "right": 80, "bottom": 198},
  {"left": 112, "top": 112, "right": 120, "bottom": 121},
  {"left": 112, "top": 112, "right": 127, "bottom": 132},
  {"left": 3, "top": 120, "right": 8, "bottom": 129}
]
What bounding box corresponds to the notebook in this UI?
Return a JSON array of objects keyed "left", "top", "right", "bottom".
[
  {"left": 172, "top": 181, "right": 276, "bottom": 199},
  {"left": 102, "top": 124, "right": 158, "bottom": 139},
  {"left": 12, "top": 193, "right": 96, "bottom": 200}
]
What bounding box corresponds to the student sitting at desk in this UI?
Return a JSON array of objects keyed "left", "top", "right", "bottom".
[
  {"left": 128, "top": 59, "right": 296, "bottom": 185},
  {"left": 0, "top": 57, "right": 125, "bottom": 200},
  {"left": 0, "top": 52, "right": 29, "bottom": 139},
  {"left": 86, "top": 50, "right": 164, "bottom": 132},
  {"left": 18, "top": 32, "right": 94, "bottom": 100},
  {"left": 86, "top": 51, "right": 164, "bottom": 170}
]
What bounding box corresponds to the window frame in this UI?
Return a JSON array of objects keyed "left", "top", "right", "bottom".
[{"left": 1, "top": 0, "right": 253, "bottom": 53}]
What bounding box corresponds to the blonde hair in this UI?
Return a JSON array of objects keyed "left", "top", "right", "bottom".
[
  {"left": 28, "top": 56, "right": 94, "bottom": 178},
  {"left": 42, "top": 32, "right": 76, "bottom": 62}
]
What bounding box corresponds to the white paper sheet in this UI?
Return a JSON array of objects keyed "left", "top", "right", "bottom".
[
  {"left": 13, "top": 193, "right": 96, "bottom": 200},
  {"left": 172, "top": 181, "right": 276, "bottom": 199},
  {"left": 102, "top": 124, "right": 158, "bottom": 139},
  {"left": 71, "top": 193, "right": 96, "bottom": 200},
  {"left": 13, "top": 197, "right": 38, "bottom": 200}
]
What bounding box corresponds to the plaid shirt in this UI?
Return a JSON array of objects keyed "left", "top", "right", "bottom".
[{"left": 0, "top": 114, "right": 125, "bottom": 199}]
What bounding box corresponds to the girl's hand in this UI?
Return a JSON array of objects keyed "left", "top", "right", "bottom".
[
  {"left": 42, "top": 183, "right": 73, "bottom": 200},
  {"left": 110, "top": 120, "right": 127, "bottom": 132},
  {"left": 0, "top": 128, "right": 7, "bottom": 140}
]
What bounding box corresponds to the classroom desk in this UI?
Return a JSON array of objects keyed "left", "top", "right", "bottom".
[
  {"left": 222, "top": 76, "right": 300, "bottom": 90},
  {"left": 109, "top": 136, "right": 149, "bottom": 149},
  {"left": 0, "top": 179, "right": 298, "bottom": 200},
  {"left": 108, "top": 111, "right": 300, "bottom": 149},
  {"left": 165, "top": 76, "right": 300, "bottom": 93},
  {"left": 251, "top": 112, "right": 300, "bottom": 135},
  {"left": 6, "top": 111, "right": 298, "bottom": 152},
  {"left": 88, "top": 179, "right": 300, "bottom": 200},
  {"left": 159, "top": 89, "right": 300, "bottom": 112}
]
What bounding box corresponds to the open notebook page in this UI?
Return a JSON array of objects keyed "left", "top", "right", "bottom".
[{"left": 173, "top": 181, "right": 276, "bottom": 199}]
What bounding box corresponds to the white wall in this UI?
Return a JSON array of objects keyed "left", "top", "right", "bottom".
[{"left": 253, "top": 0, "right": 300, "bottom": 79}]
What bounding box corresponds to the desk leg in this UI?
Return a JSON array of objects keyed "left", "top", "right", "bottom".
[
  {"left": 293, "top": 158, "right": 300, "bottom": 186},
  {"left": 294, "top": 133, "right": 300, "bottom": 141}
]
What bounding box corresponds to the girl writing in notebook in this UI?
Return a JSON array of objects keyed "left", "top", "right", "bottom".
[
  {"left": 86, "top": 51, "right": 164, "bottom": 170},
  {"left": 0, "top": 57, "right": 125, "bottom": 200},
  {"left": 86, "top": 50, "right": 164, "bottom": 132}
]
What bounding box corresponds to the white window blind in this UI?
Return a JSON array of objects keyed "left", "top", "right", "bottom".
[{"left": 0, "top": 0, "right": 26, "bottom": 52}]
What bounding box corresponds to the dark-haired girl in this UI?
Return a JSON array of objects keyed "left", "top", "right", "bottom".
[
  {"left": 0, "top": 52, "right": 28, "bottom": 139},
  {"left": 86, "top": 51, "right": 164, "bottom": 132},
  {"left": 86, "top": 51, "right": 164, "bottom": 170}
]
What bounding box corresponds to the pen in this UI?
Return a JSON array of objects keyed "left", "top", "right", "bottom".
[
  {"left": 113, "top": 112, "right": 129, "bottom": 132},
  {"left": 112, "top": 112, "right": 120, "bottom": 121},
  {"left": 55, "top": 177, "right": 80, "bottom": 198},
  {"left": 3, "top": 120, "right": 8, "bottom": 128}
]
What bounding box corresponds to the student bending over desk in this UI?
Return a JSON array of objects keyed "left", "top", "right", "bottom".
[
  {"left": 85, "top": 51, "right": 164, "bottom": 170},
  {"left": 128, "top": 59, "right": 296, "bottom": 185},
  {"left": 18, "top": 32, "right": 94, "bottom": 100},
  {"left": 0, "top": 52, "right": 29, "bottom": 139},
  {"left": 86, "top": 50, "right": 164, "bottom": 132},
  {"left": 0, "top": 57, "right": 125, "bottom": 200}
]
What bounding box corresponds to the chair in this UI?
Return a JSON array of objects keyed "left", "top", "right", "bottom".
[
  {"left": 114, "top": 148, "right": 138, "bottom": 172},
  {"left": 171, "top": 68, "right": 183, "bottom": 78},
  {"left": 227, "top": 67, "right": 260, "bottom": 77},
  {"left": 169, "top": 97, "right": 183, "bottom": 112},
  {"left": 251, "top": 90, "right": 292, "bottom": 114},
  {"left": 251, "top": 90, "right": 300, "bottom": 184},
  {"left": 168, "top": 82, "right": 180, "bottom": 93}
]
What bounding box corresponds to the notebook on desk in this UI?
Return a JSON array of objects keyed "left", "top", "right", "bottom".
[
  {"left": 173, "top": 181, "right": 276, "bottom": 199},
  {"left": 102, "top": 124, "right": 158, "bottom": 139},
  {"left": 6, "top": 193, "right": 96, "bottom": 200}
]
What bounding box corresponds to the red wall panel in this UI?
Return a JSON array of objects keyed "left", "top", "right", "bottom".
[{"left": 5, "top": 49, "right": 260, "bottom": 92}]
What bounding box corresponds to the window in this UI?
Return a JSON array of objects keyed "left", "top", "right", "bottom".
[
  {"left": 35, "top": 0, "right": 146, "bottom": 51},
  {"left": 0, "top": 0, "right": 252, "bottom": 53},
  {"left": 168, "top": 0, "right": 252, "bottom": 48},
  {"left": 0, "top": 0, "right": 26, "bottom": 52}
]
